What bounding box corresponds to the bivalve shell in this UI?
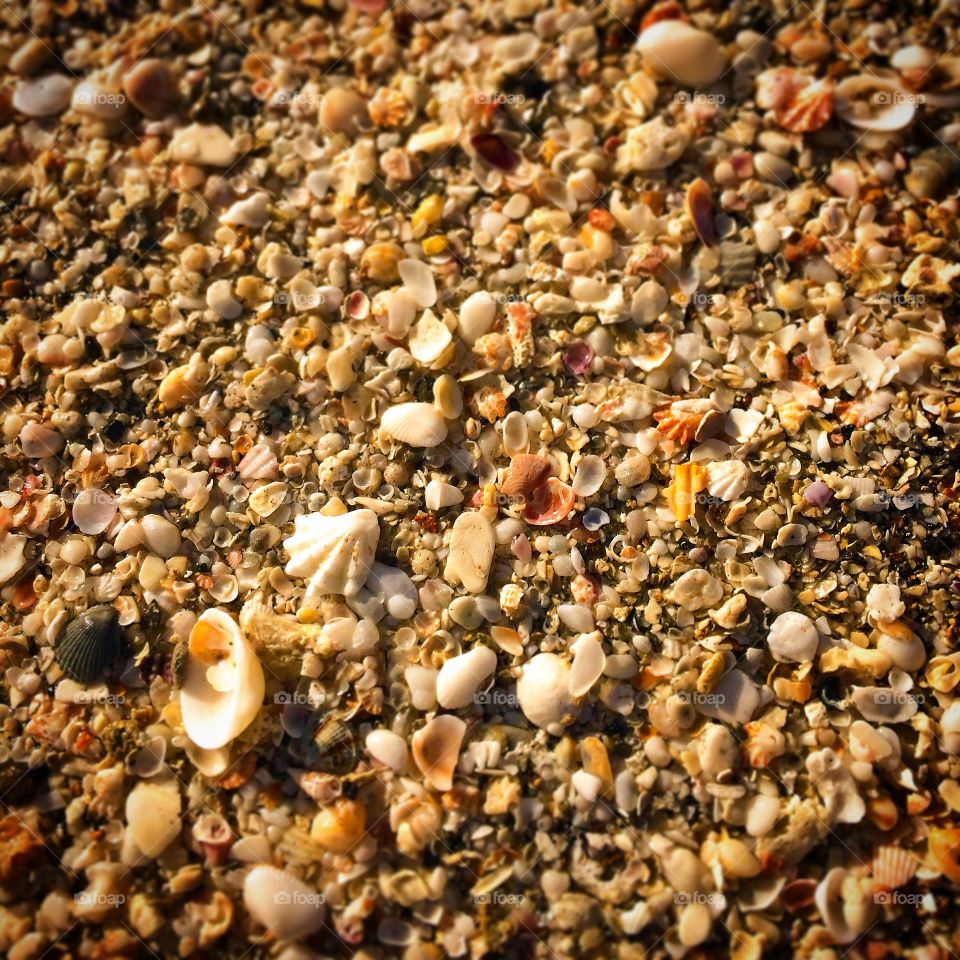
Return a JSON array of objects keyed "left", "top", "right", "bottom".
[
  {"left": 835, "top": 75, "right": 916, "bottom": 131},
  {"left": 445, "top": 512, "right": 495, "bottom": 593},
  {"left": 517, "top": 653, "right": 578, "bottom": 734},
  {"left": 637, "top": 21, "right": 727, "bottom": 88},
  {"left": 243, "top": 866, "right": 325, "bottom": 940},
  {"left": 412, "top": 715, "right": 466, "bottom": 791},
  {"left": 523, "top": 478, "right": 575, "bottom": 526},
  {"left": 125, "top": 778, "right": 182, "bottom": 860},
  {"left": 382, "top": 403, "right": 448, "bottom": 447},
  {"left": 569, "top": 632, "right": 606, "bottom": 697},
  {"left": 55, "top": 605, "right": 123, "bottom": 684}
]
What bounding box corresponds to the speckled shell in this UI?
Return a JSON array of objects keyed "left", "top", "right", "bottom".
[
  {"left": 55, "top": 605, "right": 122, "bottom": 684},
  {"left": 313, "top": 716, "right": 357, "bottom": 774}
]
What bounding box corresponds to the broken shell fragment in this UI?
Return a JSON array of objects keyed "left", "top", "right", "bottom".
[
  {"left": 412, "top": 715, "right": 466, "bottom": 791},
  {"left": 517, "top": 653, "right": 578, "bottom": 734},
  {"left": 767, "top": 612, "right": 819, "bottom": 663},
  {"left": 125, "top": 778, "right": 182, "bottom": 860},
  {"left": 283, "top": 508, "right": 380, "bottom": 598},
  {"left": 665, "top": 462, "right": 708, "bottom": 523},
  {"left": 381, "top": 403, "right": 448, "bottom": 447},
  {"left": 685, "top": 178, "right": 716, "bottom": 246},
  {"left": 523, "top": 478, "right": 575, "bottom": 526},
  {"left": 436, "top": 646, "right": 498, "bottom": 709},
  {"left": 180, "top": 609, "right": 265, "bottom": 750},
  {"left": 445, "top": 512, "right": 495, "bottom": 593},
  {"left": 569, "top": 632, "right": 606, "bottom": 697},
  {"left": 243, "top": 866, "right": 325, "bottom": 940}
]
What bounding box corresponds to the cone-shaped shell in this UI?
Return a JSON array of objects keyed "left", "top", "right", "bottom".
[
  {"left": 180, "top": 609, "right": 265, "bottom": 750},
  {"left": 381, "top": 402, "right": 448, "bottom": 447},
  {"left": 243, "top": 865, "right": 325, "bottom": 940},
  {"left": 55, "top": 605, "right": 123, "bottom": 684},
  {"left": 412, "top": 714, "right": 466, "bottom": 791},
  {"left": 284, "top": 508, "right": 380, "bottom": 598}
]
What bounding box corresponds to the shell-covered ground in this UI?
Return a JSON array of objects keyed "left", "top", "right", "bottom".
[{"left": 3, "top": 0, "right": 960, "bottom": 958}]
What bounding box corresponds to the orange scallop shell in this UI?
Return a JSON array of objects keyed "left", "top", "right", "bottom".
[
  {"left": 524, "top": 478, "right": 575, "bottom": 526},
  {"left": 501, "top": 454, "right": 552, "bottom": 499},
  {"left": 775, "top": 78, "right": 834, "bottom": 133},
  {"left": 871, "top": 845, "right": 917, "bottom": 892}
]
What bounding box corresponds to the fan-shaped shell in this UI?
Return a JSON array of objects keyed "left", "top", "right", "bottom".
[
  {"left": 705, "top": 460, "right": 751, "bottom": 501},
  {"left": 55, "top": 605, "right": 122, "bottom": 684},
  {"left": 412, "top": 714, "right": 466, "bottom": 791},
  {"left": 523, "top": 478, "right": 575, "bottom": 526},
  {"left": 871, "top": 845, "right": 916, "bottom": 891},
  {"left": 283, "top": 508, "right": 380, "bottom": 598},
  {"left": 243, "top": 865, "right": 325, "bottom": 940},
  {"left": 654, "top": 398, "right": 717, "bottom": 445},
  {"left": 501, "top": 454, "right": 552, "bottom": 499},
  {"left": 381, "top": 402, "right": 448, "bottom": 447},
  {"left": 180, "top": 609, "right": 265, "bottom": 750}
]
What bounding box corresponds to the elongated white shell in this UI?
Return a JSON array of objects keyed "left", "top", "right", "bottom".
[
  {"left": 444, "top": 512, "right": 495, "bottom": 593},
  {"left": 284, "top": 508, "right": 380, "bottom": 597},
  {"left": 637, "top": 21, "right": 727, "bottom": 88},
  {"left": 517, "top": 653, "right": 577, "bottom": 734},
  {"left": 437, "top": 646, "right": 498, "bottom": 709},
  {"left": 180, "top": 609, "right": 265, "bottom": 750},
  {"left": 243, "top": 865, "right": 325, "bottom": 940},
  {"left": 569, "top": 632, "right": 606, "bottom": 697},
  {"left": 125, "top": 778, "right": 181, "bottom": 859},
  {"left": 381, "top": 402, "right": 448, "bottom": 447}
]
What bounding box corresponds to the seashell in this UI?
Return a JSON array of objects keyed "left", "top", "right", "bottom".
[
  {"left": 444, "top": 512, "right": 495, "bottom": 593},
  {"left": 654, "top": 398, "right": 717, "bottom": 445},
  {"left": 125, "top": 777, "right": 181, "bottom": 859},
  {"left": 636, "top": 20, "right": 727, "bottom": 88},
  {"left": 501, "top": 454, "right": 552, "bottom": 499},
  {"left": 424, "top": 479, "right": 463, "bottom": 512},
  {"left": 381, "top": 402, "right": 448, "bottom": 447},
  {"left": 743, "top": 721, "right": 786, "bottom": 768},
  {"left": 517, "top": 653, "right": 578, "bottom": 734},
  {"left": 72, "top": 80, "right": 129, "bottom": 121},
  {"left": 670, "top": 568, "right": 723, "bottom": 611},
  {"left": 569, "top": 632, "right": 606, "bottom": 697},
  {"left": 572, "top": 455, "right": 605, "bottom": 497},
  {"left": 470, "top": 132, "right": 519, "bottom": 172},
  {"left": 192, "top": 813, "right": 233, "bottom": 865},
  {"left": 169, "top": 122, "right": 237, "bottom": 167},
  {"left": 391, "top": 794, "right": 441, "bottom": 856},
  {"left": 685, "top": 178, "right": 716, "bottom": 247},
  {"left": 459, "top": 292, "right": 497, "bottom": 344},
  {"left": 283, "top": 508, "right": 380, "bottom": 597},
  {"left": 756, "top": 69, "right": 833, "bottom": 132},
  {"left": 490, "top": 625, "right": 524, "bottom": 657},
  {"left": 704, "top": 460, "right": 751, "bottom": 501},
  {"left": 851, "top": 685, "right": 917, "bottom": 724},
  {"left": 814, "top": 868, "right": 877, "bottom": 945},
  {"left": 630, "top": 331, "right": 672, "bottom": 372},
  {"left": 398, "top": 259, "right": 437, "bottom": 308},
  {"left": 433, "top": 374, "right": 462, "bottom": 419},
  {"left": 409, "top": 310, "right": 452, "bottom": 366},
  {"left": 699, "top": 724, "right": 739, "bottom": 778},
  {"left": 55, "top": 605, "right": 123, "bottom": 684},
  {"left": 737, "top": 874, "right": 786, "bottom": 913},
  {"left": 362, "top": 242, "right": 404, "bottom": 283},
  {"left": 501, "top": 410, "right": 529, "bottom": 457},
  {"left": 563, "top": 339, "right": 594, "bottom": 375},
  {"left": 719, "top": 242, "right": 758, "bottom": 288},
  {"left": 766, "top": 611, "right": 819, "bottom": 663},
  {"left": 926, "top": 654, "right": 960, "bottom": 693},
  {"left": 781, "top": 878, "right": 817, "bottom": 912},
  {"left": 220, "top": 193, "right": 271, "bottom": 228},
  {"left": 248, "top": 481, "right": 288, "bottom": 518},
  {"left": 617, "top": 116, "right": 691, "bottom": 172},
  {"left": 122, "top": 58, "right": 180, "bottom": 117},
  {"left": 436, "top": 646, "right": 498, "bottom": 709},
  {"left": 665, "top": 461, "right": 708, "bottom": 523},
  {"left": 13, "top": 74, "right": 73, "bottom": 117},
  {"left": 243, "top": 866, "right": 325, "bottom": 940},
  {"left": 0, "top": 532, "right": 26, "bottom": 585},
  {"left": 313, "top": 716, "right": 357, "bottom": 774},
  {"left": 412, "top": 714, "right": 466, "bottom": 791},
  {"left": 834, "top": 75, "right": 916, "bottom": 131},
  {"left": 905, "top": 145, "right": 960, "bottom": 199},
  {"left": 320, "top": 87, "right": 366, "bottom": 134},
  {"left": 927, "top": 827, "right": 960, "bottom": 883},
  {"left": 310, "top": 797, "right": 366, "bottom": 853},
  {"left": 366, "top": 729, "right": 409, "bottom": 771},
  {"left": 871, "top": 845, "right": 916, "bottom": 891},
  {"left": 180, "top": 609, "right": 265, "bottom": 750},
  {"left": 523, "top": 478, "right": 575, "bottom": 526}
]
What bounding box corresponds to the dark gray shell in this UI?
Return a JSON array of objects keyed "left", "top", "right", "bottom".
[
  {"left": 719, "top": 242, "right": 758, "bottom": 289},
  {"left": 313, "top": 716, "right": 356, "bottom": 774},
  {"left": 55, "top": 605, "right": 122, "bottom": 684}
]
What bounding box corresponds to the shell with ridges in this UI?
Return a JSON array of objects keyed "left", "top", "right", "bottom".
[
  {"left": 55, "top": 605, "right": 122, "bottom": 684},
  {"left": 871, "top": 845, "right": 916, "bottom": 891},
  {"left": 705, "top": 460, "right": 751, "bottom": 501},
  {"left": 381, "top": 402, "right": 448, "bottom": 447}
]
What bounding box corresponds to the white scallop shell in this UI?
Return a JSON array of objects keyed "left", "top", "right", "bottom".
[
  {"left": 705, "top": 460, "right": 751, "bottom": 501},
  {"left": 444, "top": 512, "right": 495, "bottom": 593},
  {"left": 243, "top": 865, "right": 325, "bottom": 941},
  {"left": 436, "top": 646, "right": 498, "bottom": 709},
  {"left": 283, "top": 508, "right": 380, "bottom": 598},
  {"left": 569, "top": 632, "right": 606, "bottom": 698},
  {"left": 517, "top": 653, "right": 578, "bottom": 734},
  {"left": 835, "top": 75, "right": 916, "bottom": 131},
  {"left": 125, "top": 778, "right": 182, "bottom": 859},
  {"left": 381, "top": 402, "right": 448, "bottom": 447},
  {"left": 412, "top": 714, "right": 466, "bottom": 791},
  {"left": 180, "top": 609, "right": 265, "bottom": 750}
]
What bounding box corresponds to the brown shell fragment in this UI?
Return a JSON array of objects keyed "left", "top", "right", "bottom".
[
  {"left": 685, "top": 178, "right": 716, "bottom": 246},
  {"left": 501, "top": 454, "right": 552, "bottom": 499}
]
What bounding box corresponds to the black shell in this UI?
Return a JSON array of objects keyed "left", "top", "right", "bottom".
[
  {"left": 55, "top": 605, "right": 122, "bottom": 684},
  {"left": 313, "top": 716, "right": 357, "bottom": 774}
]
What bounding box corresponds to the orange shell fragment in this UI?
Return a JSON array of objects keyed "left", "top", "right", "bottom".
[
  {"left": 665, "top": 462, "right": 708, "bottom": 524},
  {"left": 927, "top": 827, "right": 960, "bottom": 883},
  {"left": 524, "top": 477, "right": 575, "bottom": 526}
]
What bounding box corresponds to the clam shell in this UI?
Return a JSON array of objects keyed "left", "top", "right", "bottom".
[
  {"left": 381, "top": 402, "right": 448, "bottom": 447},
  {"left": 436, "top": 646, "right": 498, "bottom": 709},
  {"left": 283, "top": 508, "right": 380, "bottom": 598},
  {"left": 572, "top": 455, "right": 605, "bottom": 497},
  {"left": 523, "top": 478, "right": 575, "bottom": 526},
  {"left": 180, "top": 609, "right": 265, "bottom": 750},
  {"left": 366, "top": 729, "right": 409, "bottom": 771},
  {"left": 243, "top": 865, "right": 325, "bottom": 940},
  {"left": 835, "top": 75, "right": 916, "bottom": 131},
  {"left": 444, "top": 512, "right": 495, "bottom": 594},
  {"left": 72, "top": 487, "right": 117, "bottom": 535},
  {"left": 501, "top": 410, "right": 529, "bottom": 457},
  {"left": 636, "top": 20, "right": 727, "bottom": 88},
  {"left": 55, "top": 605, "right": 123, "bottom": 684},
  {"left": 871, "top": 845, "right": 916, "bottom": 891},
  {"left": 517, "top": 653, "right": 578, "bottom": 734},
  {"left": 412, "top": 714, "right": 466, "bottom": 791},
  {"left": 458, "top": 291, "right": 497, "bottom": 344},
  {"left": 313, "top": 716, "right": 357, "bottom": 774}
]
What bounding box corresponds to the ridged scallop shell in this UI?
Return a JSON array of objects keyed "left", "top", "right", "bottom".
[
  {"left": 243, "top": 866, "right": 325, "bottom": 940},
  {"left": 55, "top": 605, "right": 122, "bottom": 684},
  {"left": 654, "top": 398, "right": 716, "bottom": 445},
  {"left": 685, "top": 178, "right": 716, "bottom": 247},
  {"left": 313, "top": 716, "right": 357, "bottom": 774},
  {"left": 180, "top": 609, "right": 265, "bottom": 750},
  {"left": 705, "top": 460, "right": 751, "bottom": 501},
  {"left": 283, "top": 508, "right": 380, "bottom": 598},
  {"left": 776, "top": 78, "right": 834, "bottom": 132},
  {"left": 835, "top": 75, "right": 916, "bottom": 131},
  {"left": 871, "top": 845, "right": 916, "bottom": 891},
  {"left": 412, "top": 714, "right": 466, "bottom": 791},
  {"left": 501, "top": 454, "right": 552, "bottom": 499},
  {"left": 381, "top": 402, "right": 448, "bottom": 447}
]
